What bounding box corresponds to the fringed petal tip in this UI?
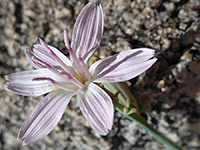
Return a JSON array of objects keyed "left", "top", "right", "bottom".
[
  {"left": 17, "top": 138, "right": 27, "bottom": 146},
  {"left": 18, "top": 136, "right": 36, "bottom": 146},
  {"left": 16, "top": 91, "right": 74, "bottom": 145},
  {"left": 4, "top": 84, "right": 12, "bottom": 93},
  {"left": 22, "top": 141, "right": 28, "bottom": 146},
  {"left": 4, "top": 75, "right": 9, "bottom": 81},
  {"left": 17, "top": 134, "right": 21, "bottom": 141},
  {"left": 22, "top": 139, "right": 33, "bottom": 146},
  {"left": 5, "top": 83, "right": 22, "bottom": 96},
  {"left": 71, "top": 1, "right": 103, "bottom": 62},
  {"left": 5, "top": 83, "right": 15, "bottom": 92},
  {"left": 21, "top": 138, "right": 33, "bottom": 146},
  {"left": 21, "top": 139, "right": 36, "bottom": 146},
  {"left": 17, "top": 134, "right": 26, "bottom": 146},
  {"left": 5, "top": 80, "right": 54, "bottom": 97},
  {"left": 90, "top": 48, "right": 157, "bottom": 83},
  {"left": 17, "top": 130, "right": 31, "bottom": 146}
]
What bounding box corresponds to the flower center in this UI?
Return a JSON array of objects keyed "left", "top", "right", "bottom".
[{"left": 32, "top": 30, "right": 92, "bottom": 92}]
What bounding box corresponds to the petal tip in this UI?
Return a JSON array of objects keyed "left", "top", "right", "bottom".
[
  {"left": 4, "top": 75, "right": 8, "bottom": 80},
  {"left": 151, "top": 57, "right": 158, "bottom": 63},
  {"left": 17, "top": 129, "right": 24, "bottom": 141},
  {"left": 17, "top": 136, "right": 22, "bottom": 141},
  {"left": 5, "top": 84, "right": 12, "bottom": 93},
  {"left": 23, "top": 138, "right": 34, "bottom": 146},
  {"left": 22, "top": 141, "right": 28, "bottom": 146},
  {"left": 99, "top": 129, "right": 109, "bottom": 136}
]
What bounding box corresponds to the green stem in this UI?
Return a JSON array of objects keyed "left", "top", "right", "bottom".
[
  {"left": 103, "top": 82, "right": 183, "bottom": 150},
  {"left": 116, "top": 104, "right": 183, "bottom": 150}
]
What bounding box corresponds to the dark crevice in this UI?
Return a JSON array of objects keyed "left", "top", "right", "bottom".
[
  {"left": 0, "top": 130, "right": 5, "bottom": 150},
  {"left": 42, "top": 22, "right": 50, "bottom": 37},
  {"left": 118, "top": 25, "right": 150, "bottom": 49},
  {"left": 155, "top": 0, "right": 169, "bottom": 12},
  {"left": 161, "top": 29, "right": 199, "bottom": 66},
  {"left": 14, "top": 2, "right": 23, "bottom": 34},
  {"left": 170, "top": 0, "right": 190, "bottom": 18}
]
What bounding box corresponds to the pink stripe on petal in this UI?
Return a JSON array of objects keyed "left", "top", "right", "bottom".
[
  {"left": 78, "top": 94, "right": 107, "bottom": 135},
  {"left": 83, "top": 4, "right": 104, "bottom": 64},
  {"left": 90, "top": 48, "right": 157, "bottom": 83},
  {"left": 6, "top": 81, "right": 54, "bottom": 96},
  {"left": 25, "top": 50, "right": 43, "bottom": 69},
  {"left": 5, "top": 69, "right": 58, "bottom": 96},
  {"left": 5, "top": 69, "right": 56, "bottom": 82},
  {"left": 77, "top": 83, "right": 114, "bottom": 135},
  {"left": 18, "top": 90, "right": 74, "bottom": 145},
  {"left": 71, "top": 2, "right": 103, "bottom": 61},
  {"left": 33, "top": 44, "right": 59, "bottom": 67},
  {"left": 33, "top": 44, "right": 72, "bottom": 67}
]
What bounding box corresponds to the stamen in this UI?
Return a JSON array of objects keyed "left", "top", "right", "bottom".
[
  {"left": 39, "top": 37, "right": 75, "bottom": 75},
  {"left": 64, "top": 30, "right": 84, "bottom": 74},
  {"left": 32, "top": 77, "right": 76, "bottom": 91},
  {"left": 60, "top": 71, "right": 85, "bottom": 89},
  {"left": 78, "top": 57, "right": 92, "bottom": 80}
]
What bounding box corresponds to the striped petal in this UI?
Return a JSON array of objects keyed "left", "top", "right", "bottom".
[
  {"left": 25, "top": 50, "right": 43, "bottom": 69},
  {"left": 6, "top": 81, "right": 54, "bottom": 97},
  {"left": 33, "top": 44, "right": 72, "bottom": 67},
  {"left": 17, "top": 90, "right": 74, "bottom": 145},
  {"left": 5, "top": 69, "right": 58, "bottom": 96},
  {"left": 25, "top": 44, "right": 72, "bottom": 69},
  {"left": 90, "top": 48, "right": 157, "bottom": 83},
  {"left": 77, "top": 83, "right": 114, "bottom": 135},
  {"left": 71, "top": 2, "right": 104, "bottom": 63}
]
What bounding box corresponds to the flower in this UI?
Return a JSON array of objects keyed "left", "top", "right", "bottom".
[{"left": 5, "top": 2, "right": 157, "bottom": 145}]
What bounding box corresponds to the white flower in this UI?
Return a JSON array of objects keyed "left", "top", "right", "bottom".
[{"left": 5, "top": 2, "right": 157, "bottom": 145}]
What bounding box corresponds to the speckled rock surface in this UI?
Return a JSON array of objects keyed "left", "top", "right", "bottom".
[{"left": 0, "top": 0, "right": 200, "bottom": 150}]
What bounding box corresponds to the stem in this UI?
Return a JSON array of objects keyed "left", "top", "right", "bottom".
[
  {"left": 116, "top": 103, "right": 182, "bottom": 150},
  {"left": 103, "top": 82, "right": 183, "bottom": 150}
]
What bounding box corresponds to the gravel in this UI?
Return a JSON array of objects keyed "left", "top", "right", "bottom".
[{"left": 0, "top": 0, "right": 200, "bottom": 149}]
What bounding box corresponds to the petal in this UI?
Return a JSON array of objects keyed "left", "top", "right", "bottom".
[
  {"left": 5, "top": 69, "right": 58, "bottom": 96},
  {"left": 90, "top": 48, "right": 157, "bottom": 83},
  {"left": 77, "top": 83, "right": 114, "bottom": 135},
  {"left": 6, "top": 81, "right": 54, "bottom": 97},
  {"left": 5, "top": 68, "right": 55, "bottom": 81},
  {"left": 25, "top": 44, "right": 72, "bottom": 69},
  {"left": 18, "top": 90, "right": 74, "bottom": 145},
  {"left": 25, "top": 50, "right": 43, "bottom": 69},
  {"left": 33, "top": 44, "right": 72, "bottom": 67},
  {"left": 71, "top": 2, "right": 104, "bottom": 62}
]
